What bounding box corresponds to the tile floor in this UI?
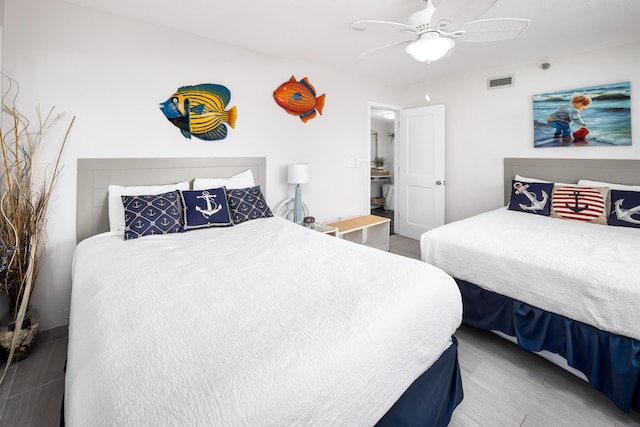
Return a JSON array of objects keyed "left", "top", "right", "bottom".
[
  {"left": 2, "top": 235, "right": 639, "bottom": 426},
  {"left": 0, "top": 325, "right": 67, "bottom": 426}
]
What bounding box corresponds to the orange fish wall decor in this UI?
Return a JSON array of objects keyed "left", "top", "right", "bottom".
[{"left": 273, "top": 76, "right": 325, "bottom": 123}]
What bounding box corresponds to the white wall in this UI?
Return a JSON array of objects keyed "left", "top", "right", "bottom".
[
  {"left": 2, "top": 0, "right": 404, "bottom": 330},
  {"left": 399, "top": 41, "right": 640, "bottom": 223}
]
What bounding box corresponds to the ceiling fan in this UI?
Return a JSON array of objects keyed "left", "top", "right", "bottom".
[{"left": 350, "top": 0, "right": 530, "bottom": 63}]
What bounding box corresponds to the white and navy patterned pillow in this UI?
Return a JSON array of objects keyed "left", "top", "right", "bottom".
[
  {"left": 507, "top": 180, "right": 553, "bottom": 216},
  {"left": 608, "top": 190, "right": 640, "bottom": 228},
  {"left": 226, "top": 186, "right": 273, "bottom": 224},
  {"left": 122, "top": 191, "right": 183, "bottom": 240},
  {"left": 180, "top": 188, "right": 233, "bottom": 230}
]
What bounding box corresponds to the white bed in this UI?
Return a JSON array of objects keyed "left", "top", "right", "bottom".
[
  {"left": 422, "top": 207, "right": 640, "bottom": 341},
  {"left": 420, "top": 157, "right": 640, "bottom": 413},
  {"left": 65, "top": 157, "right": 463, "bottom": 426}
]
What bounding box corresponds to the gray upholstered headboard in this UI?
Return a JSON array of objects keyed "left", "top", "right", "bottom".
[
  {"left": 77, "top": 157, "right": 267, "bottom": 242},
  {"left": 504, "top": 158, "right": 640, "bottom": 204}
]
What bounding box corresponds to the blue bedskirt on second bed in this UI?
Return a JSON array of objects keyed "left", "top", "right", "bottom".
[{"left": 456, "top": 279, "right": 640, "bottom": 413}]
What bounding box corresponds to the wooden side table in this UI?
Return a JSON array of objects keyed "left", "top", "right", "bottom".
[{"left": 326, "top": 215, "right": 390, "bottom": 251}]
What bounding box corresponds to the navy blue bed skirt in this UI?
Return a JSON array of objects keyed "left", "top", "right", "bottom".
[
  {"left": 456, "top": 278, "right": 640, "bottom": 413},
  {"left": 376, "top": 337, "right": 463, "bottom": 426}
]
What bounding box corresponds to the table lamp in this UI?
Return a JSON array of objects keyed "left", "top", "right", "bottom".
[{"left": 287, "top": 163, "right": 310, "bottom": 224}]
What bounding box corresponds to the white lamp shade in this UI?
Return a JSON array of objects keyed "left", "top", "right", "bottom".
[
  {"left": 287, "top": 163, "right": 310, "bottom": 184},
  {"left": 405, "top": 36, "right": 455, "bottom": 63}
]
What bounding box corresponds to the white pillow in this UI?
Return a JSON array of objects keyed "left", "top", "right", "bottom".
[
  {"left": 192, "top": 169, "right": 255, "bottom": 190},
  {"left": 577, "top": 179, "right": 640, "bottom": 192},
  {"left": 108, "top": 182, "right": 190, "bottom": 232},
  {"left": 515, "top": 174, "right": 555, "bottom": 183},
  {"left": 514, "top": 175, "right": 572, "bottom": 186}
]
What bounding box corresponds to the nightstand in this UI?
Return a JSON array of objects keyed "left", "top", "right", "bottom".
[{"left": 326, "top": 215, "right": 390, "bottom": 251}]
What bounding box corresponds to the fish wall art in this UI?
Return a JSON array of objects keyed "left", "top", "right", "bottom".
[
  {"left": 159, "top": 83, "right": 237, "bottom": 141},
  {"left": 273, "top": 76, "right": 325, "bottom": 123}
]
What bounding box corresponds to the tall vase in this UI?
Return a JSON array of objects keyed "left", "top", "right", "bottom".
[{"left": 0, "top": 306, "right": 40, "bottom": 362}]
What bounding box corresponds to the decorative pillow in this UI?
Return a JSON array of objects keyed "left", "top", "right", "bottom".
[
  {"left": 507, "top": 180, "right": 553, "bottom": 216},
  {"left": 578, "top": 179, "right": 640, "bottom": 192},
  {"left": 122, "top": 191, "right": 183, "bottom": 240},
  {"left": 550, "top": 185, "right": 609, "bottom": 224},
  {"left": 608, "top": 190, "right": 640, "bottom": 228},
  {"left": 108, "top": 181, "right": 189, "bottom": 232},
  {"left": 226, "top": 186, "right": 273, "bottom": 224},
  {"left": 192, "top": 170, "right": 255, "bottom": 191},
  {"left": 180, "top": 188, "right": 233, "bottom": 230}
]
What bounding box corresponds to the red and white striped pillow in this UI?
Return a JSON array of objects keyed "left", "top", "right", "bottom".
[{"left": 550, "top": 185, "right": 608, "bottom": 224}]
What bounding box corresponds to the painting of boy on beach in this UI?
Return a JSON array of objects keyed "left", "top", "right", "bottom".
[{"left": 533, "top": 82, "right": 631, "bottom": 148}]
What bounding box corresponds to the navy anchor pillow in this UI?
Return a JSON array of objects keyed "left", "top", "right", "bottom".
[
  {"left": 226, "top": 186, "right": 273, "bottom": 224},
  {"left": 608, "top": 190, "right": 640, "bottom": 228},
  {"left": 507, "top": 180, "right": 553, "bottom": 216},
  {"left": 122, "top": 191, "right": 183, "bottom": 240},
  {"left": 180, "top": 187, "right": 233, "bottom": 230}
]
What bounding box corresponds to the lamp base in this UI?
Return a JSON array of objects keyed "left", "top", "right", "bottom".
[{"left": 293, "top": 184, "right": 303, "bottom": 224}]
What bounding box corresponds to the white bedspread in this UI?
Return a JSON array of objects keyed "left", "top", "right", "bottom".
[
  {"left": 67, "top": 216, "right": 462, "bottom": 427},
  {"left": 421, "top": 207, "right": 640, "bottom": 340}
]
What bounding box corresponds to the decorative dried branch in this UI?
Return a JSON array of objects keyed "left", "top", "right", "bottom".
[{"left": 0, "top": 74, "right": 75, "bottom": 383}]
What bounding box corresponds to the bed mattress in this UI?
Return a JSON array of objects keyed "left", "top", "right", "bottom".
[
  {"left": 67, "top": 216, "right": 462, "bottom": 426},
  {"left": 421, "top": 207, "right": 640, "bottom": 340}
]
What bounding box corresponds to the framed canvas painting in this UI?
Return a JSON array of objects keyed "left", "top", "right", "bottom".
[{"left": 533, "top": 82, "right": 631, "bottom": 148}]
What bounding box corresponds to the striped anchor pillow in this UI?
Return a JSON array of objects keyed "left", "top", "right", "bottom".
[{"left": 550, "top": 185, "right": 608, "bottom": 224}]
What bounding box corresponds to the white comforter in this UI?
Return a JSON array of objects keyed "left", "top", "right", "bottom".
[
  {"left": 67, "top": 216, "right": 462, "bottom": 427},
  {"left": 421, "top": 207, "right": 640, "bottom": 340}
]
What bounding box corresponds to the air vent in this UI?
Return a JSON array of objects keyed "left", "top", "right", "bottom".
[{"left": 487, "top": 74, "right": 514, "bottom": 90}]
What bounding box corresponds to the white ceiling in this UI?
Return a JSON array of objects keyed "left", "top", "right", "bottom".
[{"left": 66, "top": 0, "right": 640, "bottom": 87}]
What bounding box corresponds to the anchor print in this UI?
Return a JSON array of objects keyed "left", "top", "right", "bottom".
[
  {"left": 514, "top": 182, "right": 548, "bottom": 211},
  {"left": 195, "top": 190, "right": 223, "bottom": 218},
  {"left": 614, "top": 199, "right": 640, "bottom": 225},
  {"left": 566, "top": 191, "right": 589, "bottom": 213}
]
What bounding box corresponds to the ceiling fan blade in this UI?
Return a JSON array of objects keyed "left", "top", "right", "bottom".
[
  {"left": 350, "top": 19, "right": 418, "bottom": 33},
  {"left": 432, "top": 0, "right": 497, "bottom": 28},
  {"left": 457, "top": 18, "right": 530, "bottom": 42},
  {"left": 357, "top": 39, "right": 415, "bottom": 58}
]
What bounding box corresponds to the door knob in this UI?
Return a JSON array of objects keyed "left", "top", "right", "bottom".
[{"left": 435, "top": 180, "right": 444, "bottom": 185}]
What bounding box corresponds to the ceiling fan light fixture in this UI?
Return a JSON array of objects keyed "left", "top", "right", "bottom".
[{"left": 405, "top": 35, "right": 455, "bottom": 63}]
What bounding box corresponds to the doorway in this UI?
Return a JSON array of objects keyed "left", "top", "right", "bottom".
[
  {"left": 369, "top": 104, "right": 399, "bottom": 235},
  {"left": 369, "top": 103, "right": 446, "bottom": 240}
]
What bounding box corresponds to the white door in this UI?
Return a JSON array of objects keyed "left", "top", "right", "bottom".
[{"left": 395, "top": 105, "right": 445, "bottom": 240}]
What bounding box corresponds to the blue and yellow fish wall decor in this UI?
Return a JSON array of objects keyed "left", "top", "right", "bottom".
[
  {"left": 273, "top": 76, "right": 325, "bottom": 123},
  {"left": 159, "top": 84, "right": 237, "bottom": 141}
]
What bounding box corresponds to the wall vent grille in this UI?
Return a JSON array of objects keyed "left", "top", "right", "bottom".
[{"left": 487, "top": 74, "right": 514, "bottom": 89}]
